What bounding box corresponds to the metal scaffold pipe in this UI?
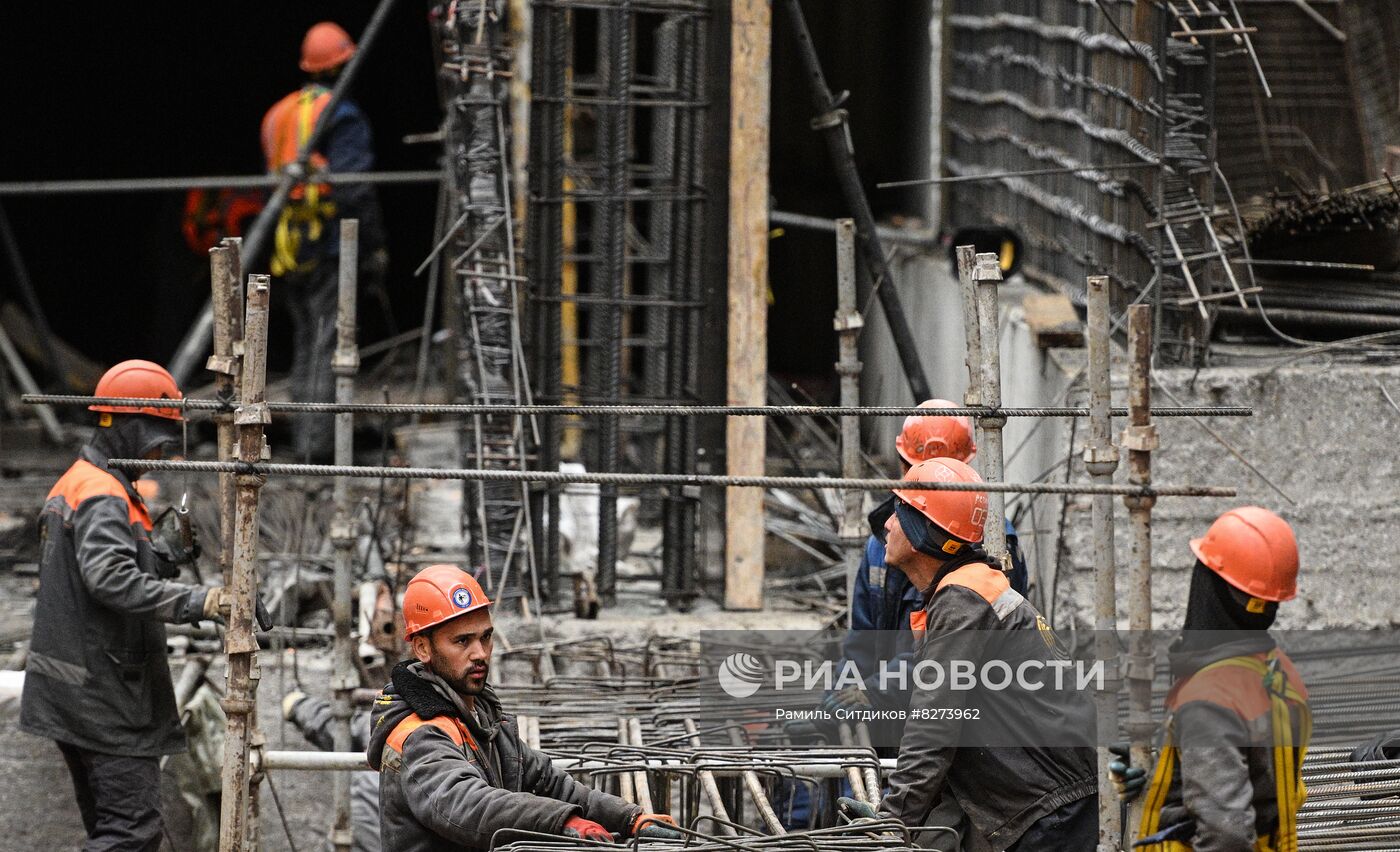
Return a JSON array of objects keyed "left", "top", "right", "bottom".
[
  {"left": 1123, "top": 304, "right": 1158, "bottom": 838},
  {"left": 104, "top": 457, "right": 1237, "bottom": 497},
  {"left": 0, "top": 170, "right": 441, "bottom": 196},
  {"left": 973, "top": 252, "right": 1009, "bottom": 568},
  {"left": 219, "top": 275, "right": 272, "bottom": 852},
  {"left": 1085, "top": 274, "right": 1122, "bottom": 850},
  {"left": 330, "top": 221, "right": 359, "bottom": 852},
  {"left": 21, "top": 394, "right": 1253, "bottom": 419}
]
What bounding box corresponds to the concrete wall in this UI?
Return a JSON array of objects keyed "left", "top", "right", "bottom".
[{"left": 857, "top": 257, "right": 1399, "bottom": 630}]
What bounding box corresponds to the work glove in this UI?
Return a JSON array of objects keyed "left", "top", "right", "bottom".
[
  {"left": 202, "top": 586, "right": 274, "bottom": 632},
  {"left": 836, "top": 796, "right": 878, "bottom": 823},
  {"left": 631, "top": 813, "right": 682, "bottom": 841},
  {"left": 1109, "top": 743, "right": 1147, "bottom": 802},
  {"left": 281, "top": 690, "right": 307, "bottom": 721},
  {"left": 822, "top": 685, "right": 872, "bottom": 714},
  {"left": 562, "top": 816, "right": 613, "bottom": 843}
]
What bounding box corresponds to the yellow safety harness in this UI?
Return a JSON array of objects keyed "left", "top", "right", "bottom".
[
  {"left": 1137, "top": 650, "right": 1311, "bottom": 852},
  {"left": 271, "top": 86, "right": 337, "bottom": 277}
]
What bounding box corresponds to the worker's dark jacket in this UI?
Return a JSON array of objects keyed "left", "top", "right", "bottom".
[
  {"left": 881, "top": 561, "right": 1096, "bottom": 851},
  {"left": 290, "top": 695, "right": 382, "bottom": 852},
  {"left": 21, "top": 447, "right": 206, "bottom": 756},
  {"left": 839, "top": 499, "right": 1030, "bottom": 744},
  {"left": 1136, "top": 636, "right": 1310, "bottom": 852},
  {"left": 368, "top": 661, "right": 641, "bottom": 852}
]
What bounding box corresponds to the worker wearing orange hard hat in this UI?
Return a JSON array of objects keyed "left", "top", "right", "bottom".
[
  {"left": 261, "top": 21, "right": 387, "bottom": 461},
  {"left": 368, "top": 565, "right": 681, "bottom": 849},
  {"left": 1115, "top": 507, "right": 1309, "bottom": 851},
  {"left": 21, "top": 361, "right": 264, "bottom": 849},
  {"left": 821, "top": 401, "right": 1027, "bottom": 721},
  {"left": 838, "top": 457, "right": 1098, "bottom": 851}
]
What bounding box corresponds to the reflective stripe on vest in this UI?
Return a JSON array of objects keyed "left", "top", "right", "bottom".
[
  {"left": 261, "top": 85, "right": 336, "bottom": 275},
  {"left": 1136, "top": 650, "right": 1310, "bottom": 852},
  {"left": 385, "top": 713, "right": 477, "bottom": 756}
]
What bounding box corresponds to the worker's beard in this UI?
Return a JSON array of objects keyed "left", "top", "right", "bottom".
[{"left": 430, "top": 657, "right": 491, "bottom": 697}]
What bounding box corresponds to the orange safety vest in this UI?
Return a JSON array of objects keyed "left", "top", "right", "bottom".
[
  {"left": 259, "top": 85, "right": 337, "bottom": 275},
  {"left": 384, "top": 713, "right": 479, "bottom": 760}
]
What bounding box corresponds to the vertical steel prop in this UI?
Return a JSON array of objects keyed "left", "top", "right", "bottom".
[
  {"left": 834, "top": 219, "right": 865, "bottom": 603},
  {"left": 956, "top": 246, "right": 984, "bottom": 454},
  {"left": 208, "top": 238, "right": 243, "bottom": 592},
  {"left": 972, "top": 253, "right": 1008, "bottom": 567},
  {"left": 1085, "top": 275, "right": 1123, "bottom": 850},
  {"left": 330, "top": 220, "right": 360, "bottom": 852},
  {"left": 219, "top": 275, "right": 272, "bottom": 852},
  {"left": 1122, "top": 304, "right": 1158, "bottom": 837}
]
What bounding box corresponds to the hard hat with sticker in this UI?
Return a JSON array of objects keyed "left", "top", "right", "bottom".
[{"left": 452, "top": 588, "right": 474, "bottom": 609}]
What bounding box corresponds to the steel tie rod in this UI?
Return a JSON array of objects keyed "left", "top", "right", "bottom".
[
  {"left": 22, "top": 394, "right": 1252, "bottom": 419},
  {"left": 108, "top": 458, "right": 1237, "bottom": 498}
]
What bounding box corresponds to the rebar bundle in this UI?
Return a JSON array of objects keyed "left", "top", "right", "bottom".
[{"left": 429, "top": 1, "right": 539, "bottom": 602}]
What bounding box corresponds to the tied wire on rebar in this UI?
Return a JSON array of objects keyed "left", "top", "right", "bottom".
[
  {"left": 20, "top": 394, "right": 1252, "bottom": 419},
  {"left": 106, "top": 457, "right": 1236, "bottom": 497}
]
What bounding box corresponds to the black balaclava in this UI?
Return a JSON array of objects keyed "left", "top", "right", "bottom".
[
  {"left": 1178, "top": 559, "right": 1278, "bottom": 652},
  {"left": 89, "top": 414, "right": 182, "bottom": 478}
]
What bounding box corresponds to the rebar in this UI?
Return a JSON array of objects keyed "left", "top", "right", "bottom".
[
  {"left": 22, "top": 394, "right": 1252, "bottom": 419},
  {"left": 106, "top": 458, "right": 1238, "bottom": 497}
]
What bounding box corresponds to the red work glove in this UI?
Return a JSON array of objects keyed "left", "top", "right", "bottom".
[
  {"left": 632, "top": 813, "right": 682, "bottom": 840},
  {"left": 563, "top": 816, "right": 614, "bottom": 843}
]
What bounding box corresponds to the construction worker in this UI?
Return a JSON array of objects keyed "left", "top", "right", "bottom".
[
  {"left": 841, "top": 458, "right": 1097, "bottom": 851},
  {"left": 367, "top": 564, "right": 683, "bottom": 849},
  {"left": 1115, "top": 506, "right": 1309, "bottom": 851},
  {"left": 20, "top": 360, "right": 247, "bottom": 850},
  {"left": 284, "top": 690, "right": 381, "bottom": 852},
  {"left": 261, "top": 21, "right": 386, "bottom": 461},
  {"left": 825, "top": 399, "right": 1029, "bottom": 724}
]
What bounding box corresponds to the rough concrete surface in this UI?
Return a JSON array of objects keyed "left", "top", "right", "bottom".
[{"left": 1055, "top": 360, "right": 1400, "bottom": 631}]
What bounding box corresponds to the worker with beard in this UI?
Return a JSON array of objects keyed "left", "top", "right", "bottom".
[
  {"left": 368, "top": 565, "right": 682, "bottom": 851},
  {"left": 1115, "top": 507, "right": 1309, "bottom": 852},
  {"left": 840, "top": 457, "right": 1097, "bottom": 851},
  {"left": 22, "top": 360, "right": 249, "bottom": 850}
]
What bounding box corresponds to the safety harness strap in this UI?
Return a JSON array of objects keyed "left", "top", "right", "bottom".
[{"left": 1135, "top": 650, "right": 1308, "bottom": 852}]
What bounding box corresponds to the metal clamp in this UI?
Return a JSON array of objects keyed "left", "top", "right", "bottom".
[
  {"left": 205, "top": 354, "right": 240, "bottom": 376},
  {"left": 1125, "top": 653, "right": 1155, "bottom": 682},
  {"left": 833, "top": 311, "right": 864, "bottom": 332},
  {"left": 234, "top": 402, "right": 272, "bottom": 426},
  {"left": 1120, "top": 424, "right": 1160, "bottom": 452},
  {"left": 332, "top": 348, "right": 361, "bottom": 375},
  {"left": 1082, "top": 445, "right": 1120, "bottom": 466},
  {"left": 810, "top": 107, "right": 848, "bottom": 131}
]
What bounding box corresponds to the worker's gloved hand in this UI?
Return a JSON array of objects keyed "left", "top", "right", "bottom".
[
  {"left": 562, "top": 816, "right": 614, "bottom": 843},
  {"left": 281, "top": 690, "right": 307, "bottom": 721},
  {"left": 836, "top": 796, "right": 878, "bottom": 823},
  {"left": 1109, "top": 743, "right": 1147, "bottom": 802},
  {"left": 821, "top": 685, "right": 871, "bottom": 714},
  {"left": 631, "top": 813, "right": 682, "bottom": 840},
  {"left": 202, "top": 586, "right": 274, "bottom": 632}
]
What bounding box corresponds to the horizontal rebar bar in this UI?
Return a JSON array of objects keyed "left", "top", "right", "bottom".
[
  {"left": 0, "top": 170, "right": 442, "bottom": 196},
  {"left": 108, "top": 458, "right": 1237, "bottom": 497},
  {"left": 21, "top": 394, "right": 1252, "bottom": 419}
]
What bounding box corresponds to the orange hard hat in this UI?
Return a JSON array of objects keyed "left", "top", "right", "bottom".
[
  {"left": 895, "top": 399, "right": 976, "bottom": 465},
  {"left": 90, "top": 360, "right": 184, "bottom": 421},
  {"left": 1189, "top": 507, "right": 1299, "bottom": 602},
  {"left": 892, "top": 457, "right": 988, "bottom": 544},
  {"left": 402, "top": 564, "right": 491, "bottom": 640},
  {"left": 300, "top": 22, "right": 356, "bottom": 73}
]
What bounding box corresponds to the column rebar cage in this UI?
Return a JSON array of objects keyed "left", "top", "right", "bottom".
[
  {"left": 527, "top": 0, "right": 711, "bottom": 607},
  {"left": 430, "top": 1, "right": 540, "bottom": 605}
]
